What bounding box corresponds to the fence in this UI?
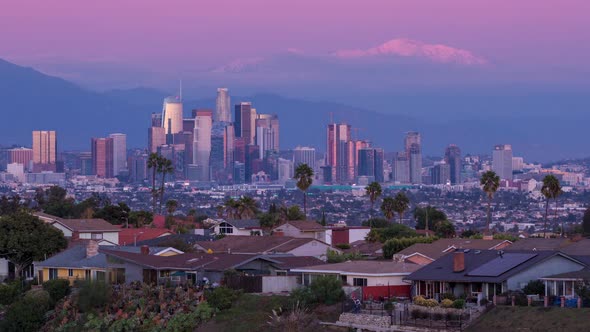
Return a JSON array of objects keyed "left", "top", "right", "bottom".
[{"left": 225, "top": 275, "right": 262, "bottom": 293}]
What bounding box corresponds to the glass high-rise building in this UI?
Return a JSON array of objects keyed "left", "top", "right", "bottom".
[
  {"left": 109, "top": 133, "right": 127, "bottom": 176},
  {"left": 192, "top": 110, "right": 212, "bottom": 181},
  {"left": 91, "top": 137, "right": 114, "bottom": 178},
  {"left": 255, "top": 114, "right": 279, "bottom": 158},
  {"left": 327, "top": 123, "right": 351, "bottom": 183},
  {"left": 215, "top": 88, "right": 231, "bottom": 122},
  {"left": 162, "top": 97, "right": 183, "bottom": 136},
  {"left": 32, "top": 130, "right": 57, "bottom": 172},
  {"left": 492, "top": 144, "right": 513, "bottom": 180},
  {"left": 293, "top": 146, "right": 316, "bottom": 170},
  {"left": 234, "top": 102, "right": 256, "bottom": 145},
  {"left": 444, "top": 144, "right": 462, "bottom": 185},
  {"left": 358, "top": 147, "right": 384, "bottom": 183},
  {"left": 405, "top": 132, "right": 422, "bottom": 184}
]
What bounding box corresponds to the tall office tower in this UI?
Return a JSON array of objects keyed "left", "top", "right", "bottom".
[
  {"left": 358, "top": 148, "right": 385, "bottom": 183},
  {"left": 148, "top": 127, "right": 166, "bottom": 153},
  {"left": 405, "top": 132, "right": 422, "bottom": 184},
  {"left": 233, "top": 137, "right": 246, "bottom": 163},
  {"left": 192, "top": 110, "right": 212, "bottom": 181},
  {"left": 215, "top": 88, "right": 231, "bottom": 122},
  {"left": 91, "top": 137, "right": 114, "bottom": 178},
  {"left": 79, "top": 152, "right": 93, "bottom": 175},
  {"left": 444, "top": 144, "right": 462, "bottom": 185},
  {"left": 162, "top": 97, "right": 183, "bottom": 136},
  {"left": 151, "top": 113, "right": 163, "bottom": 127},
  {"left": 349, "top": 139, "right": 370, "bottom": 180},
  {"left": 245, "top": 145, "right": 260, "bottom": 183},
  {"left": 210, "top": 122, "right": 234, "bottom": 182},
  {"left": 278, "top": 158, "right": 294, "bottom": 184},
  {"left": 128, "top": 153, "right": 148, "bottom": 183},
  {"left": 32, "top": 130, "right": 57, "bottom": 172},
  {"left": 293, "top": 146, "right": 316, "bottom": 169},
  {"left": 7, "top": 147, "right": 33, "bottom": 171},
  {"left": 233, "top": 162, "right": 245, "bottom": 184},
  {"left": 109, "top": 133, "right": 127, "bottom": 176},
  {"left": 492, "top": 144, "right": 513, "bottom": 180},
  {"left": 431, "top": 162, "right": 451, "bottom": 185},
  {"left": 393, "top": 152, "right": 410, "bottom": 183},
  {"left": 234, "top": 102, "right": 256, "bottom": 145},
  {"left": 327, "top": 123, "right": 352, "bottom": 183},
  {"left": 255, "top": 114, "right": 279, "bottom": 158}
]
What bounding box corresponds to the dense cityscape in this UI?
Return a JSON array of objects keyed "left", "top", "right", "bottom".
[{"left": 2, "top": 1, "right": 590, "bottom": 332}]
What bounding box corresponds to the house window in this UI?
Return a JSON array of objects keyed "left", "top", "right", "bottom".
[
  {"left": 353, "top": 278, "right": 368, "bottom": 287},
  {"left": 49, "top": 268, "right": 58, "bottom": 280},
  {"left": 85, "top": 270, "right": 91, "bottom": 280},
  {"left": 91, "top": 233, "right": 103, "bottom": 240},
  {"left": 68, "top": 269, "right": 74, "bottom": 277},
  {"left": 219, "top": 222, "right": 234, "bottom": 234},
  {"left": 160, "top": 270, "right": 171, "bottom": 278}
]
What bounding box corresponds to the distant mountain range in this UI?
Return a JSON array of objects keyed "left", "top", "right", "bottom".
[{"left": 1, "top": 58, "right": 589, "bottom": 162}]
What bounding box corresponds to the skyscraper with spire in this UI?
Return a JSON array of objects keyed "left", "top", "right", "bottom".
[{"left": 215, "top": 88, "right": 231, "bottom": 122}]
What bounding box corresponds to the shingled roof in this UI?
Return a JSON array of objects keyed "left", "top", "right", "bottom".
[{"left": 194, "top": 235, "right": 329, "bottom": 254}]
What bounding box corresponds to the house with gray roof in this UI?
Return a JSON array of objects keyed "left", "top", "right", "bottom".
[
  {"left": 211, "top": 219, "right": 263, "bottom": 236},
  {"left": 405, "top": 249, "right": 587, "bottom": 304}
]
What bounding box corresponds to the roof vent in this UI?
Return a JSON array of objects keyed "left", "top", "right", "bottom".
[
  {"left": 474, "top": 250, "right": 481, "bottom": 254},
  {"left": 463, "top": 249, "right": 470, "bottom": 253}
]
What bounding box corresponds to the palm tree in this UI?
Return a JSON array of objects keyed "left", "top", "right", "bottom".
[
  {"left": 540, "top": 175, "right": 563, "bottom": 237},
  {"left": 480, "top": 171, "right": 500, "bottom": 234},
  {"left": 166, "top": 199, "right": 178, "bottom": 216},
  {"left": 237, "top": 196, "right": 258, "bottom": 219},
  {"left": 294, "top": 163, "right": 314, "bottom": 217},
  {"left": 365, "top": 182, "right": 383, "bottom": 220},
  {"left": 380, "top": 197, "right": 395, "bottom": 222},
  {"left": 147, "top": 153, "right": 160, "bottom": 213},
  {"left": 223, "top": 198, "right": 239, "bottom": 219},
  {"left": 392, "top": 192, "right": 410, "bottom": 224},
  {"left": 157, "top": 158, "right": 174, "bottom": 214}
]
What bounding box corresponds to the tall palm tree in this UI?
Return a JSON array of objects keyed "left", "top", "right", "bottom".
[
  {"left": 157, "top": 158, "right": 174, "bottom": 214},
  {"left": 223, "top": 198, "right": 239, "bottom": 219},
  {"left": 542, "top": 175, "right": 563, "bottom": 237},
  {"left": 392, "top": 192, "right": 410, "bottom": 224},
  {"left": 480, "top": 171, "right": 500, "bottom": 234},
  {"left": 294, "top": 163, "right": 314, "bottom": 217},
  {"left": 237, "top": 196, "right": 258, "bottom": 219},
  {"left": 365, "top": 182, "right": 383, "bottom": 220},
  {"left": 147, "top": 153, "right": 160, "bottom": 213},
  {"left": 380, "top": 196, "right": 395, "bottom": 222}
]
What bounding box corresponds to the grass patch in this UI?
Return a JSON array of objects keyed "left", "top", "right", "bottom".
[{"left": 467, "top": 306, "right": 590, "bottom": 332}]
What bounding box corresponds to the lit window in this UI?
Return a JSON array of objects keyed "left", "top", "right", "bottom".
[{"left": 68, "top": 269, "right": 73, "bottom": 277}]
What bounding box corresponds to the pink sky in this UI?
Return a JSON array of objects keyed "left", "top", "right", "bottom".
[{"left": 1, "top": 0, "right": 589, "bottom": 68}]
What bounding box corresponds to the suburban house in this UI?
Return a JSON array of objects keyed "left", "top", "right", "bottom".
[
  {"left": 211, "top": 219, "right": 263, "bottom": 236},
  {"left": 404, "top": 250, "right": 587, "bottom": 303},
  {"left": 540, "top": 269, "right": 590, "bottom": 300},
  {"left": 395, "top": 238, "right": 513, "bottom": 265},
  {"left": 272, "top": 220, "right": 327, "bottom": 241},
  {"left": 291, "top": 260, "right": 420, "bottom": 300},
  {"left": 194, "top": 235, "right": 337, "bottom": 260},
  {"left": 100, "top": 248, "right": 323, "bottom": 292},
  {"left": 328, "top": 225, "right": 371, "bottom": 246},
  {"left": 119, "top": 228, "right": 174, "bottom": 246},
  {"left": 36, "top": 241, "right": 182, "bottom": 284},
  {"left": 34, "top": 212, "right": 121, "bottom": 245}
]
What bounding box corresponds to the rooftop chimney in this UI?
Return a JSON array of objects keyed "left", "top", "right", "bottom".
[
  {"left": 140, "top": 245, "right": 150, "bottom": 255},
  {"left": 453, "top": 251, "right": 465, "bottom": 273},
  {"left": 86, "top": 240, "right": 99, "bottom": 258}
]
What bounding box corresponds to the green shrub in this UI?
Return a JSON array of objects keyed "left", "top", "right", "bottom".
[
  {"left": 413, "top": 295, "right": 438, "bottom": 307},
  {"left": 42, "top": 279, "right": 71, "bottom": 304},
  {"left": 0, "top": 294, "right": 51, "bottom": 332},
  {"left": 452, "top": 299, "right": 465, "bottom": 309},
  {"left": 77, "top": 281, "right": 111, "bottom": 313},
  {"left": 441, "top": 292, "right": 456, "bottom": 301},
  {"left": 0, "top": 281, "right": 24, "bottom": 305},
  {"left": 441, "top": 299, "right": 454, "bottom": 308},
  {"left": 205, "top": 286, "right": 240, "bottom": 310},
  {"left": 309, "top": 275, "right": 344, "bottom": 305},
  {"left": 165, "top": 303, "right": 214, "bottom": 331},
  {"left": 523, "top": 280, "right": 545, "bottom": 296},
  {"left": 290, "top": 287, "right": 316, "bottom": 307},
  {"left": 382, "top": 237, "right": 436, "bottom": 259},
  {"left": 335, "top": 243, "right": 351, "bottom": 250}
]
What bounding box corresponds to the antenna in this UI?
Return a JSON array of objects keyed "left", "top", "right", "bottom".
[
  {"left": 179, "top": 79, "right": 183, "bottom": 101},
  {"left": 329, "top": 112, "right": 334, "bottom": 124}
]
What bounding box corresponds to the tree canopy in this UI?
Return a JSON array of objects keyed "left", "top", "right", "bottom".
[
  {"left": 413, "top": 206, "right": 447, "bottom": 230},
  {"left": 0, "top": 212, "right": 67, "bottom": 276}
]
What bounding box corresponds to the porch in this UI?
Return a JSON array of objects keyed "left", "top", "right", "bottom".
[{"left": 414, "top": 280, "right": 506, "bottom": 302}]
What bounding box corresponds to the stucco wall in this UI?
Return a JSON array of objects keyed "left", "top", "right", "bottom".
[
  {"left": 51, "top": 223, "right": 72, "bottom": 237},
  {"left": 287, "top": 240, "right": 332, "bottom": 260},
  {"left": 507, "top": 255, "right": 585, "bottom": 290},
  {"left": 349, "top": 229, "right": 370, "bottom": 243}
]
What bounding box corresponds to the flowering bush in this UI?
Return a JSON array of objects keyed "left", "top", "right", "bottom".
[
  {"left": 413, "top": 296, "right": 439, "bottom": 307},
  {"left": 441, "top": 299, "right": 454, "bottom": 308}
]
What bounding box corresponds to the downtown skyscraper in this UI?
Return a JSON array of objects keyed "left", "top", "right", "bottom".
[
  {"left": 215, "top": 88, "right": 231, "bottom": 122},
  {"left": 192, "top": 110, "right": 213, "bottom": 181},
  {"left": 444, "top": 144, "right": 462, "bottom": 185},
  {"left": 91, "top": 137, "right": 114, "bottom": 178},
  {"left": 255, "top": 113, "right": 279, "bottom": 158},
  {"left": 493, "top": 144, "right": 513, "bottom": 180},
  {"left": 293, "top": 146, "right": 316, "bottom": 170},
  {"left": 327, "top": 123, "right": 351, "bottom": 183},
  {"left": 358, "top": 147, "right": 384, "bottom": 183},
  {"left": 32, "top": 130, "right": 57, "bottom": 172},
  {"left": 109, "top": 133, "right": 127, "bottom": 176},
  {"left": 162, "top": 97, "right": 183, "bottom": 138},
  {"left": 405, "top": 131, "right": 422, "bottom": 184},
  {"left": 234, "top": 102, "right": 256, "bottom": 145}
]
